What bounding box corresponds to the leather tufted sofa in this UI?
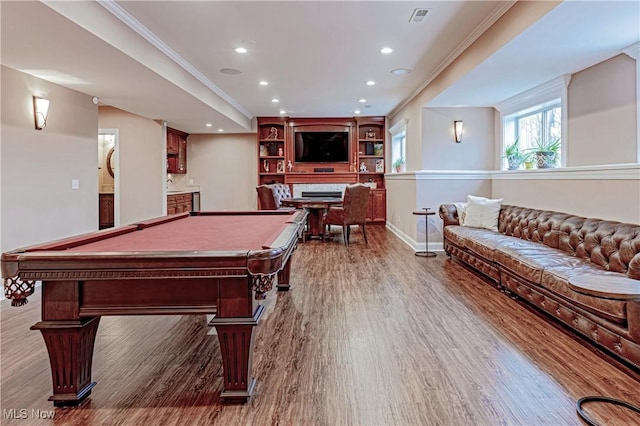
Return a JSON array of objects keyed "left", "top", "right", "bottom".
[
  {"left": 439, "top": 203, "right": 640, "bottom": 370},
  {"left": 256, "top": 183, "right": 292, "bottom": 210}
]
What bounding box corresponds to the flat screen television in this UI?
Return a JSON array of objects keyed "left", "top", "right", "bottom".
[{"left": 294, "top": 131, "right": 349, "bottom": 163}]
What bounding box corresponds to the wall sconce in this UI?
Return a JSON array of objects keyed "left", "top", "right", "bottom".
[
  {"left": 454, "top": 120, "right": 463, "bottom": 143},
  {"left": 33, "top": 96, "right": 50, "bottom": 130}
]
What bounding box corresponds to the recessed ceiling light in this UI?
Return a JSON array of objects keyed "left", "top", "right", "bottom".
[
  {"left": 358, "top": 98, "right": 367, "bottom": 103},
  {"left": 219, "top": 68, "right": 242, "bottom": 75},
  {"left": 218, "top": 128, "right": 224, "bottom": 132},
  {"left": 380, "top": 47, "right": 393, "bottom": 54},
  {"left": 205, "top": 123, "right": 212, "bottom": 127},
  {"left": 366, "top": 80, "right": 376, "bottom": 86},
  {"left": 259, "top": 81, "right": 269, "bottom": 86},
  {"left": 234, "top": 47, "right": 248, "bottom": 53},
  {"left": 271, "top": 98, "right": 279, "bottom": 103},
  {"left": 279, "top": 110, "right": 286, "bottom": 115},
  {"left": 354, "top": 109, "right": 361, "bottom": 114},
  {"left": 390, "top": 68, "right": 411, "bottom": 75}
]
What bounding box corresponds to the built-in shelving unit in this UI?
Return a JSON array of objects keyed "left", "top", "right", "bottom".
[
  {"left": 256, "top": 116, "right": 387, "bottom": 223},
  {"left": 257, "top": 117, "right": 286, "bottom": 186}
]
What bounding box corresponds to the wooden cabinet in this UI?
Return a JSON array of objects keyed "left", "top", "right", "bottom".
[
  {"left": 257, "top": 117, "right": 287, "bottom": 186},
  {"left": 356, "top": 117, "right": 385, "bottom": 190},
  {"left": 366, "top": 189, "right": 386, "bottom": 223},
  {"left": 167, "top": 193, "right": 192, "bottom": 215},
  {"left": 167, "top": 127, "right": 188, "bottom": 174},
  {"left": 99, "top": 193, "right": 114, "bottom": 229},
  {"left": 255, "top": 115, "right": 387, "bottom": 223}
]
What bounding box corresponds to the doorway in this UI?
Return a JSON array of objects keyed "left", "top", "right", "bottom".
[{"left": 98, "top": 129, "right": 119, "bottom": 229}]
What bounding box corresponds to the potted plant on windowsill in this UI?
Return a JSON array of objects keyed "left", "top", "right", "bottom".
[
  {"left": 530, "top": 137, "right": 560, "bottom": 169},
  {"left": 392, "top": 157, "right": 405, "bottom": 173},
  {"left": 503, "top": 139, "right": 524, "bottom": 170}
]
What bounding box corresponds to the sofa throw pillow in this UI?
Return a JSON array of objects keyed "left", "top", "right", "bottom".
[
  {"left": 453, "top": 202, "right": 467, "bottom": 224},
  {"left": 462, "top": 195, "right": 502, "bottom": 232}
]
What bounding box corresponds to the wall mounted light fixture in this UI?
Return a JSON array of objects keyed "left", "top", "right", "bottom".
[
  {"left": 33, "top": 96, "right": 50, "bottom": 130},
  {"left": 454, "top": 120, "right": 463, "bottom": 143}
]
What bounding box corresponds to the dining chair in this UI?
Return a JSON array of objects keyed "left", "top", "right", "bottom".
[
  {"left": 323, "top": 183, "right": 370, "bottom": 246},
  {"left": 256, "top": 183, "right": 291, "bottom": 210}
]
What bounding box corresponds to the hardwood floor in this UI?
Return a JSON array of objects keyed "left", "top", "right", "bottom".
[{"left": 1, "top": 226, "right": 639, "bottom": 425}]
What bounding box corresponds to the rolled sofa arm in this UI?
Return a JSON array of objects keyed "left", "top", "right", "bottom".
[{"left": 439, "top": 204, "right": 460, "bottom": 226}]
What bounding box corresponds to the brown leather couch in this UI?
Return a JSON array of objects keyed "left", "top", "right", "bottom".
[{"left": 439, "top": 203, "right": 640, "bottom": 370}]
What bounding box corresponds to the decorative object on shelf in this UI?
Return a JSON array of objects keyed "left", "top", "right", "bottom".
[
  {"left": 259, "top": 144, "right": 268, "bottom": 157},
  {"left": 375, "top": 159, "right": 384, "bottom": 172},
  {"left": 364, "top": 178, "right": 377, "bottom": 189},
  {"left": 373, "top": 143, "right": 383, "bottom": 156},
  {"left": 278, "top": 146, "right": 284, "bottom": 156},
  {"left": 454, "top": 120, "right": 464, "bottom": 143},
  {"left": 287, "top": 160, "right": 293, "bottom": 172},
  {"left": 267, "top": 127, "right": 279, "bottom": 139},
  {"left": 263, "top": 159, "right": 270, "bottom": 172},
  {"left": 366, "top": 129, "right": 376, "bottom": 140},
  {"left": 276, "top": 160, "right": 285, "bottom": 173},
  {"left": 393, "top": 157, "right": 405, "bottom": 173},
  {"left": 359, "top": 162, "right": 368, "bottom": 172},
  {"left": 365, "top": 143, "right": 374, "bottom": 155}
]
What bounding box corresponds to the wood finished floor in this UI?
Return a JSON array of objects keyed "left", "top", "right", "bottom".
[{"left": 1, "top": 226, "right": 639, "bottom": 425}]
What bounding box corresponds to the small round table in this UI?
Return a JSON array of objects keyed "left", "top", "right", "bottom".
[
  {"left": 567, "top": 274, "right": 640, "bottom": 425},
  {"left": 412, "top": 208, "right": 436, "bottom": 257},
  {"left": 280, "top": 197, "right": 343, "bottom": 240}
]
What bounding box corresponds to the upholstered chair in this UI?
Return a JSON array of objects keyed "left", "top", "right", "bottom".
[
  {"left": 256, "top": 183, "right": 292, "bottom": 210},
  {"left": 323, "top": 183, "right": 370, "bottom": 246}
]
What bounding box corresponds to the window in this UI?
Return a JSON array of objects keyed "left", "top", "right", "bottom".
[
  {"left": 496, "top": 75, "right": 569, "bottom": 170},
  {"left": 389, "top": 118, "right": 407, "bottom": 172},
  {"left": 505, "top": 100, "right": 561, "bottom": 168}
]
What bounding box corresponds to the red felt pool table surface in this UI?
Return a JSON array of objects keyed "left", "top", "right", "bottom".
[
  {"left": 71, "top": 213, "right": 291, "bottom": 252},
  {"left": 1, "top": 210, "right": 308, "bottom": 407}
]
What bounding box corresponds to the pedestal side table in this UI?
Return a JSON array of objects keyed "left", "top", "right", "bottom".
[{"left": 412, "top": 209, "right": 436, "bottom": 258}]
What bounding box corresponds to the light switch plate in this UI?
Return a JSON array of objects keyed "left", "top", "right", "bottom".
[{"left": 71, "top": 179, "right": 79, "bottom": 190}]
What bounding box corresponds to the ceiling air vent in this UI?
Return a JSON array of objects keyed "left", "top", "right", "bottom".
[{"left": 409, "top": 8, "right": 429, "bottom": 23}]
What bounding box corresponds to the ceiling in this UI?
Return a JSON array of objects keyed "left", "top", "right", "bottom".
[{"left": 1, "top": 1, "right": 638, "bottom": 135}]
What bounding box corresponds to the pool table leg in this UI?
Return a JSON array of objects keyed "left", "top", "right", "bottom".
[
  {"left": 277, "top": 257, "right": 293, "bottom": 290},
  {"left": 211, "top": 305, "right": 264, "bottom": 404},
  {"left": 31, "top": 317, "right": 101, "bottom": 406}
]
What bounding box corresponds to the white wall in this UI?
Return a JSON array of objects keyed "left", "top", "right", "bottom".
[
  {"left": 98, "top": 106, "right": 164, "bottom": 225},
  {"left": 568, "top": 54, "right": 637, "bottom": 166},
  {"left": 187, "top": 133, "right": 257, "bottom": 210},
  {"left": 1, "top": 66, "right": 98, "bottom": 252},
  {"left": 422, "top": 107, "right": 495, "bottom": 170}
]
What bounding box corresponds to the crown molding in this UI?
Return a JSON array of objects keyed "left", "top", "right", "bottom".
[
  {"left": 96, "top": 0, "right": 252, "bottom": 120},
  {"left": 388, "top": 1, "right": 517, "bottom": 119},
  {"left": 622, "top": 42, "right": 640, "bottom": 60},
  {"left": 494, "top": 75, "right": 571, "bottom": 113}
]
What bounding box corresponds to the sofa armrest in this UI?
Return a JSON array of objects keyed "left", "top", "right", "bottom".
[{"left": 439, "top": 204, "right": 460, "bottom": 226}]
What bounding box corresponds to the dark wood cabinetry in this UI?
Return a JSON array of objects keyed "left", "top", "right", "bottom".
[
  {"left": 366, "top": 189, "right": 386, "bottom": 223},
  {"left": 257, "top": 117, "right": 286, "bottom": 186},
  {"left": 356, "top": 117, "right": 385, "bottom": 189},
  {"left": 99, "top": 193, "right": 114, "bottom": 229},
  {"left": 167, "top": 127, "right": 188, "bottom": 174},
  {"left": 256, "top": 116, "right": 386, "bottom": 223},
  {"left": 167, "top": 193, "right": 193, "bottom": 215}
]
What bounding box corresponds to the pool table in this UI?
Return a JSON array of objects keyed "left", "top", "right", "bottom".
[{"left": 1, "top": 210, "right": 307, "bottom": 406}]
